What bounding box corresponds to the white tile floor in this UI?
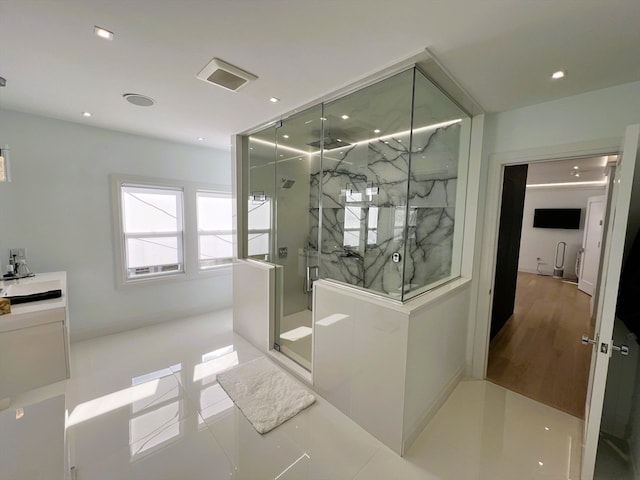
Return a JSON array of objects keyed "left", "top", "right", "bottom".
[{"left": 2, "top": 310, "right": 585, "bottom": 479}]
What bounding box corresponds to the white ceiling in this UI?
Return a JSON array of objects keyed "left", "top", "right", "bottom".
[
  {"left": 1, "top": 0, "right": 639, "bottom": 150},
  {"left": 526, "top": 156, "right": 611, "bottom": 186}
]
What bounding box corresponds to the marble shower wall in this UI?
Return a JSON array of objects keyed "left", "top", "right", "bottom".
[{"left": 310, "top": 122, "right": 461, "bottom": 299}]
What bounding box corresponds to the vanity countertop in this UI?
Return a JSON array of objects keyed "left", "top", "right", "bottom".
[{"left": 0, "top": 272, "right": 67, "bottom": 332}]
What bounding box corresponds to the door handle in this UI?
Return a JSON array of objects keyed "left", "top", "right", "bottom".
[
  {"left": 582, "top": 334, "right": 629, "bottom": 356},
  {"left": 612, "top": 343, "right": 630, "bottom": 356}
]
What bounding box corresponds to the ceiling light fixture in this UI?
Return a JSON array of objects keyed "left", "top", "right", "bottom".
[
  {"left": 94, "top": 26, "right": 114, "bottom": 40},
  {"left": 249, "top": 119, "right": 461, "bottom": 158},
  {"left": 282, "top": 134, "right": 289, "bottom": 139},
  {"left": 270, "top": 97, "right": 280, "bottom": 103},
  {"left": 527, "top": 180, "right": 607, "bottom": 188},
  {"left": 573, "top": 165, "right": 579, "bottom": 169},
  {"left": 197, "top": 137, "right": 205, "bottom": 141},
  {"left": 341, "top": 115, "right": 349, "bottom": 120},
  {"left": 551, "top": 70, "right": 566, "bottom": 80},
  {"left": 374, "top": 129, "right": 381, "bottom": 134},
  {"left": 82, "top": 111, "right": 92, "bottom": 117}
]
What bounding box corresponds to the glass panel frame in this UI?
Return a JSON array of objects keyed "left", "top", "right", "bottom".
[
  {"left": 242, "top": 65, "right": 472, "bottom": 303},
  {"left": 402, "top": 67, "right": 471, "bottom": 300}
]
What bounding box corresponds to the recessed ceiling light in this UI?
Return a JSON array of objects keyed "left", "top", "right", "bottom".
[
  {"left": 573, "top": 165, "right": 579, "bottom": 169},
  {"left": 94, "top": 26, "right": 113, "bottom": 40},
  {"left": 270, "top": 97, "right": 280, "bottom": 103},
  {"left": 551, "top": 70, "right": 565, "bottom": 80},
  {"left": 341, "top": 115, "right": 349, "bottom": 120},
  {"left": 123, "top": 93, "right": 155, "bottom": 107},
  {"left": 282, "top": 134, "right": 289, "bottom": 139},
  {"left": 82, "top": 111, "right": 92, "bottom": 117},
  {"left": 374, "top": 129, "right": 381, "bottom": 134},
  {"left": 197, "top": 137, "right": 205, "bottom": 141}
]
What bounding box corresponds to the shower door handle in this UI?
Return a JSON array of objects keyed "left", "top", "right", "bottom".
[{"left": 305, "top": 266, "right": 318, "bottom": 293}]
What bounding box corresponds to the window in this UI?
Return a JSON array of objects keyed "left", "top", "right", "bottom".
[
  {"left": 196, "top": 191, "right": 233, "bottom": 268},
  {"left": 113, "top": 176, "right": 232, "bottom": 285},
  {"left": 247, "top": 195, "right": 272, "bottom": 258},
  {"left": 121, "top": 184, "right": 184, "bottom": 279}
]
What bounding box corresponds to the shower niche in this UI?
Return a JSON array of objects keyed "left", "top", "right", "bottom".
[{"left": 243, "top": 66, "right": 471, "bottom": 371}]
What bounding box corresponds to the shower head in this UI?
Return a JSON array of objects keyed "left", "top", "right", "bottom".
[{"left": 281, "top": 178, "right": 295, "bottom": 189}]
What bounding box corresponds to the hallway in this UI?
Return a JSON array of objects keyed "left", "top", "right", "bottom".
[{"left": 487, "top": 271, "right": 594, "bottom": 418}]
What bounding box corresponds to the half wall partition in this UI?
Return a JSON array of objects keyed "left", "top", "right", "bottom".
[{"left": 240, "top": 66, "right": 471, "bottom": 371}]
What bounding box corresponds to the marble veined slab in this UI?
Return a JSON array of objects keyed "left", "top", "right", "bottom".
[{"left": 308, "top": 123, "right": 461, "bottom": 299}]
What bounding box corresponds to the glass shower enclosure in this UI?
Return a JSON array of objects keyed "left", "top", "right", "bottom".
[{"left": 244, "top": 67, "right": 471, "bottom": 371}]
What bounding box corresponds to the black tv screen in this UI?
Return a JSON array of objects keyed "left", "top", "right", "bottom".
[{"left": 533, "top": 208, "right": 581, "bottom": 229}]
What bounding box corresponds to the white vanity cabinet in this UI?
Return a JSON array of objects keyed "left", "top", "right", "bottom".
[{"left": 0, "top": 272, "right": 70, "bottom": 403}]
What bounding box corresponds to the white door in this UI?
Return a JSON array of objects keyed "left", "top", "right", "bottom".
[
  {"left": 578, "top": 195, "right": 605, "bottom": 296},
  {"left": 582, "top": 124, "right": 640, "bottom": 480}
]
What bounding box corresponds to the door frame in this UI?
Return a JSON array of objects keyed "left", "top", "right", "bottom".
[
  {"left": 470, "top": 137, "right": 623, "bottom": 379},
  {"left": 578, "top": 195, "right": 607, "bottom": 297}
]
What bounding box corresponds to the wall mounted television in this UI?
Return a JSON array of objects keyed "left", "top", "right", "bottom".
[{"left": 533, "top": 208, "right": 581, "bottom": 229}]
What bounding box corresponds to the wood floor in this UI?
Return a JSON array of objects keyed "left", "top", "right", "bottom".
[{"left": 487, "top": 271, "right": 595, "bottom": 418}]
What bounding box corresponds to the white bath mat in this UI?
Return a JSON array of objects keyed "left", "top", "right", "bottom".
[{"left": 216, "top": 356, "right": 315, "bottom": 434}]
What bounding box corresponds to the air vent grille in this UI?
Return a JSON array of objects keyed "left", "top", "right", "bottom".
[{"left": 197, "top": 58, "right": 257, "bottom": 92}]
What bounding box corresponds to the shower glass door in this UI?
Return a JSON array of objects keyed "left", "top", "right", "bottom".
[{"left": 273, "top": 106, "right": 322, "bottom": 371}]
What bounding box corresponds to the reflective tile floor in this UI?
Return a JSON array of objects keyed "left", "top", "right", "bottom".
[{"left": 2, "top": 310, "right": 584, "bottom": 479}]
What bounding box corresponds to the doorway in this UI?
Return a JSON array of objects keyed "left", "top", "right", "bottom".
[{"left": 486, "top": 156, "right": 610, "bottom": 418}]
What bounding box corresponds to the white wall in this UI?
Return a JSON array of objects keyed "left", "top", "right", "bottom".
[
  {"left": 486, "top": 81, "right": 640, "bottom": 153},
  {"left": 313, "top": 280, "right": 408, "bottom": 454},
  {"left": 403, "top": 281, "right": 469, "bottom": 452},
  {"left": 518, "top": 186, "right": 605, "bottom": 277},
  {"left": 313, "top": 278, "right": 470, "bottom": 455},
  {"left": 0, "top": 110, "right": 232, "bottom": 340},
  {"left": 232, "top": 260, "right": 274, "bottom": 353}
]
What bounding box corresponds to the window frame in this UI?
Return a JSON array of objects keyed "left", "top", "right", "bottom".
[
  {"left": 121, "top": 183, "right": 186, "bottom": 280},
  {"left": 196, "top": 189, "right": 234, "bottom": 269},
  {"left": 112, "top": 175, "right": 232, "bottom": 287}
]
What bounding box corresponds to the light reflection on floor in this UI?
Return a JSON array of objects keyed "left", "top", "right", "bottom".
[{"left": 3, "top": 309, "right": 587, "bottom": 479}]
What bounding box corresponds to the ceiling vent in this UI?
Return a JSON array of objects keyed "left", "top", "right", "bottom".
[{"left": 196, "top": 58, "right": 258, "bottom": 92}]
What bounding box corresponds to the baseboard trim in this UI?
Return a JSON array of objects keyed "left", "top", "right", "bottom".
[{"left": 401, "top": 367, "right": 465, "bottom": 456}]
